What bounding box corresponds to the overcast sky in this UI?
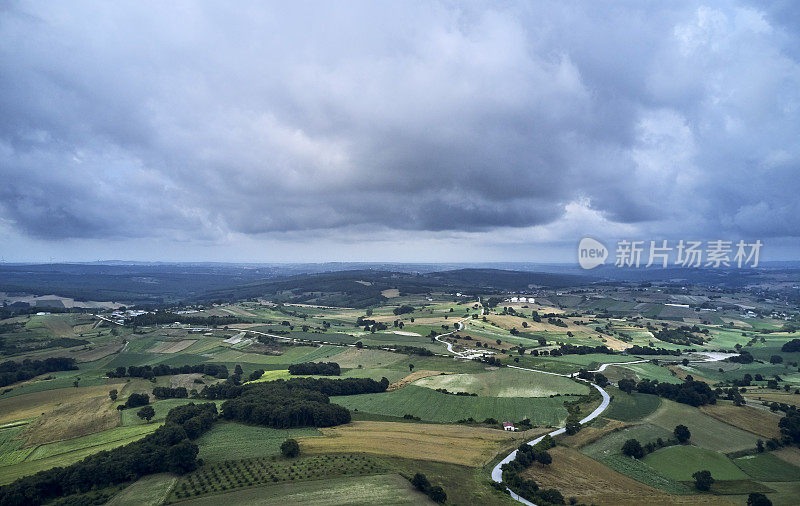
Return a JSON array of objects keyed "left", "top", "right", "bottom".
[{"left": 1, "top": 1, "right": 798, "bottom": 263}]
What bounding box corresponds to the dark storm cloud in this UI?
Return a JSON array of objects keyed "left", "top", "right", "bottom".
[{"left": 0, "top": 0, "right": 799, "bottom": 247}]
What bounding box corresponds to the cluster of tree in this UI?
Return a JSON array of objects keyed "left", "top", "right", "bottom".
[
  {"left": 153, "top": 386, "right": 188, "bottom": 399},
  {"left": 0, "top": 403, "right": 217, "bottom": 505},
  {"left": 779, "top": 407, "right": 800, "bottom": 447},
  {"left": 626, "top": 378, "right": 716, "bottom": 406},
  {"left": 719, "top": 386, "right": 746, "bottom": 406},
  {"left": 557, "top": 344, "right": 615, "bottom": 355},
  {"left": 576, "top": 369, "right": 608, "bottom": 387},
  {"left": 119, "top": 393, "right": 150, "bottom": 410},
  {"left": 107, "top": 363, "right": 229, "bottom": 380},
  {"left": 221, "top": 383, "right": 349, "bottom": 428},
  {"left": 781, "top": 339, "right": 800, "bottom": 352},
  {"left": 653, "top": 326, "right": 707, "bottom": 346},
  {"left": 728, "top": 351, "right": 755, "bottom": 364},
  {"left": 393, "top": 305, "right": 415, "bottom": 315},
  {"left": 547, "top": 317, "right": 568, "bottom": 328},
  {"left": 214, "top": 377, "right": 389, "bottom": 429},
  {"left": 474, "top": 355, "right": 502, "bottom": 366},
  {"left": 125, "top": 311, "right": 244, "bottom": 327},
  {"left": 410, "top": 473, "right": 447, "bottom": 503},
  {"left": 627, "top": 345, "right": 681, "bottom": 356},
  {"left": 355, "top": 316, "right": 376, "bottom": 327},
  {"left": 0, "top": 357, "right": 78, "bottom": 388},
  {"left": 500, "top": 435, "right": 564, "bottom": 504},
  {"left": 288, "top": 362, "right": 340, "bottom": 375}
]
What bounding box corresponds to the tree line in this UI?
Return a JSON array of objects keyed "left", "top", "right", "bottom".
[
  {"left": 153, "top": 386, "right": 189, "bottom": 399},
  {"left": 288, "top": 362, "right": 340, "bottom": 375},
  {"left": 0, "top": 357, "right": 78, "bottom": 388},
  {"left": 0, "top": 403, "right": 217, "bottom": 506},
  {"left": 618, "top": 377, "right": 716, "bottom": 406},
  {"left": 107, "top": 363, "right": 229, "bottom": 380}
]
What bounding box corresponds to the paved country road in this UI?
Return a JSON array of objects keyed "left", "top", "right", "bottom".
[
  {"left": 488, "top": 357, "right": 730, "bottom": 505},
  {"left": 490, "top": 365, "right": 611, "bottom": 505}
]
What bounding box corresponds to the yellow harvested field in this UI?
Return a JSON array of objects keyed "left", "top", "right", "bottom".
[
  {"left": 485, "top": 314, "right": 594, "bottom": 334},
  {"left": 22, "top": 390, "right": 120, "bottom": 446},
  {"left": 745, "top": 390, "right": 800, "bottom": 408},
  {"left": 699, "top": 404, "right": 781, "bottom": 439},
  {"left": 381, "top": 288, "right": 400, "bottom": 298},
  {"left": 524, "top": 446, "right": 733, "bottom": 505},
  {"left": 602, "top": 335, "right": 632, "bottom": 351},
  {"left": 149, "top": 339, "right": 197, "bottom": 353},
  {"left": 0, "top": 384, "right": 124, "bottom": 425},
  {"left": 298, "top": 421, "right": 533, "bottom": 466},
  {"left": 388, "top": 370, "right": 450, "bottom": 391}
]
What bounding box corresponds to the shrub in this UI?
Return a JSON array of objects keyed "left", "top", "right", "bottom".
[
  {"left": 280, "top": 438, "right": 299, "bottom": 458},
  {"left": 693, "top": 470, "right": 714, "bottom": 491}
]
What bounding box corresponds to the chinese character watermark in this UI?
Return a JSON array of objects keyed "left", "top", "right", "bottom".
[{"left": 578, "top": 238, "right": 762, "bottom": 270}]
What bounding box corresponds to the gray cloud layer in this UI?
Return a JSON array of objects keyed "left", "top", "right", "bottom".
[{"left": 1, "top": 1, "right": 799, "bottom": 254}]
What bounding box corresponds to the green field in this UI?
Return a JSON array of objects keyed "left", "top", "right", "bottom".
[
  {"left": 733, "top": 453, "right": 800, "bottom": 482},
  {"left": 196, "top": 423, "right": 321, "bottom": 462},
  {"left": 106, "top": 473, "right": 177, "bottom": 506},
  {"left": 0, "top": 424, "right": 159, "bottom": 485},
  {"left": 332, "top": 385, "right": 571, "bottom": 425},
  {"left": 413, "top": 368, "right": 589, "bottom": 397},
  {"left": 172, "top": 474, "right": 430, "bottom": 505},
  {"left": 646, "top": 400, "right": 759, "bottom": 453},
  {"left": 603, "top": 390, "right": 662, "bottom": 422},
  {"left": 643, "top": 445, "right": 748, "bottom": 481},
  {"left": 594, "top": 454, "right": 692, "bottom": 494},
  {"left": 605, "top": 363, "right": 683, "bottom": 384},
  {"left": 581, "top": 423, "right": 674, "bottom": 460}
]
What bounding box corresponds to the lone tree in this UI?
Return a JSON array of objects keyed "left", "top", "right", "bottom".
[
  {"left": 594, "top": 373, "right": 609, "bottom": 387},
  {"left": 747, "top": 492, "right": 773, "bottom": 506},
  {"left": 693, "top": 470, "right": 714, "bottom": 491},
  {"left": 137, "top": 405, "right": 155, "bottom": 422},
  {"left": 109, "top": 389, "right": 118, "bottom": 402},
  {"left": 622, "top": 438, "right": 644, "bottom": 459},
  {"left": 674, "top": 424, "right": 691, "bottom": 444},
  {"left": 409, "top": 363, "right": 414, "bottom": 372},
  {"left": 281, "top": 438, "right": 300, "bottom": 458}
]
